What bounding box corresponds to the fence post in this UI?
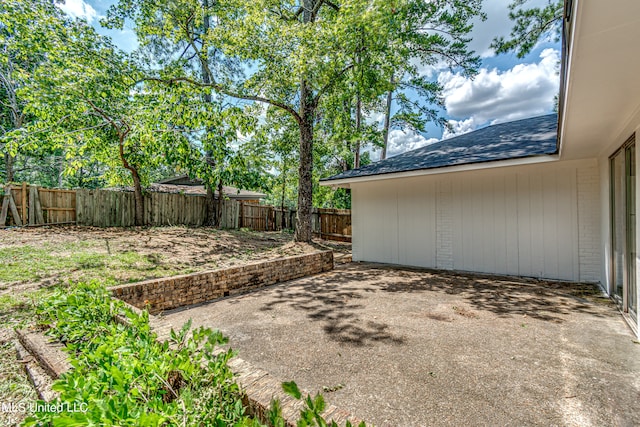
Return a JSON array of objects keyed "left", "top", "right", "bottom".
[
  {"left": 231, "top": 200, "right": 236, "bottom": 229},
  {"left": 21, "top": 182, "right": 27, "bottom": 224},
  {"left": 28, "top": 186, "right": 44, "bottom": 225}
]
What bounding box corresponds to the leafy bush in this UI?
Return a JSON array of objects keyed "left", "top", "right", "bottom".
[
  {"left": 25, "top": 282, "right": 250, "bottom": 426},
  {"left": 23, "top": 282, "right": 366, "bottom": 427}
]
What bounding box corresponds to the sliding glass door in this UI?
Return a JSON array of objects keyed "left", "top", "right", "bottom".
[{"left": 611, "top": 136, "right": 637, "bottom": 322}]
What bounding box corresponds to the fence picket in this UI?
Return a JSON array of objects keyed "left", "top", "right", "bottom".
[{"left": 3, "top": 184, "right": 350, "bottom": 240}]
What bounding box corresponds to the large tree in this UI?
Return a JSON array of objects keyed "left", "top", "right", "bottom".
[
  {"left": 106, "top": 0, "right": 264, "bottom": 227},
  {"left": 23, "top": 20, "right": 162, "bottom": 225},
  {"left": 0, "top": 0, "right": 68, "bottom": 184},
  {"left": 107, "top": 0, "right": 483, "bottom": 242}
]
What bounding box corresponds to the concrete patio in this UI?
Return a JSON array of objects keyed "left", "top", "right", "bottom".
[{"left": 155, "top": 263, "right": 640, "bottom": 426}]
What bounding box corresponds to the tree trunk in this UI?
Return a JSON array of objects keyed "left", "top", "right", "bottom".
[
  {"left": 130, "top": 167, "right": 145, "bottom": 226},
  {"left": 355, "top": 93, "right": 361, "bottom": 169},
  {"left": 381, "top": 75, "right": 394, "bottom": 160},
  {"left": 353, "top": 28, "right": 364, "bottom": 169},
  {"left": 205, "top": 175, "right": 216, "bottom": 226},
  {"left": 203, "top": 185, "right": 214, "bottom": 225},
  {"left": 280, "top": 157, "right": 287, "bottom": 229},
  {"left": 294, "top": 0, "right": 316, "bottom": 243},
  {"left": 201, "top": 0, "right": 218, "bottom": 227},
  {"left": 294, "top": 82, "right": 314, "bottom": 242},
  {"left": 339, "top": 99, "right": 351, "bottom": 172},
  {"left": 4, "top": 153, "right": 13, "bottom": 184},
  {"left": 216, "top": 179, "right": 223, "bottom": 227},
  {"left": 117, "top": 132, "right": 144, "bottom": 226},
  {"left": 78, "top": 166, "right": 84, "bottom": 187}
]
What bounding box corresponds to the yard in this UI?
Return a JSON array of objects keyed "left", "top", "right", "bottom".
[
  {"left": 0, "top": 226, "right": 336, "bottom": 295},
  {"left": 0, "top": 225, "right": 347, "bottom": 425},
  {"left": 2, "top": 226, "right": 640, "bottom": 426}
]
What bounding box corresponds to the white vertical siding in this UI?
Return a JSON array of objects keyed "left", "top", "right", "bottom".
[
  {"left": 351, "top": 159, "right": 600, "bottom": 282},
  {"left": 352, "top": 181, "right": 399, "bottom": 264},
  {"left": 397, "top": 179, "right": 437, "bottom": 268},
  {"left": 492, "top": 176, "right": 508, "bottom": 274},
  {"left": 504, "top": 176, "right": 520, "bottom": 276}
]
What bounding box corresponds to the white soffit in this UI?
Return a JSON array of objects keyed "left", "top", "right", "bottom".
[{"left": 561, "top": 0, "right": 640, "bottom": 159}]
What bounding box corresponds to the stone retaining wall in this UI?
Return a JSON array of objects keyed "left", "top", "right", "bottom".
[{"left": 110, "top": 251, "right": 334, "bottom": 314}]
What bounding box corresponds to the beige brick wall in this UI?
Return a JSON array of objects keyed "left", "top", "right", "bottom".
[
  {"left": 110, "top": 251, "right": 334, "bottom": 314},
  {"left": 577, "top": 165, "right": 601, "bottom": 282},
  {"left": 436, "top": 179, "right": 454, "bottom": 270}
]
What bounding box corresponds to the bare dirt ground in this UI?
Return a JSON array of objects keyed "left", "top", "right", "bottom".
[
  {"left": 0, "top": 225, "right": 349, "bottom": 296},
  {"left": 158, "top": 263, "right": 640, "bottom": 427},
  {"left": 1, "top": 226, "right": 301, "bottom": 265}
]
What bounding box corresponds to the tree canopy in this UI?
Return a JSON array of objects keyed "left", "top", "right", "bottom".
[
  {"left": 103, "top": 0, "right": 483, "bottom": 240},
  {"left": 2, "top": 0, "right": 485, "bottom": 240}
]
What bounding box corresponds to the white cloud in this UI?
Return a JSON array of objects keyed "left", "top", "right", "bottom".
[
  {"left": 411, "top": 0, "right": 554, "bottom": 77},
  {"left": 371, "top": 130, "right": 438, "bottom": 160},
  {"left": 57, "top": 0, "right": 97, "bottom": 23},
  {"left": 365, "top": 111, "right": 385, "bottom": 126},
  {"left": 442, "top": 117, "right": 480, "bottom": 140},
  {"left": 438, "top": 48, "right": 559, "bottom": 137}
]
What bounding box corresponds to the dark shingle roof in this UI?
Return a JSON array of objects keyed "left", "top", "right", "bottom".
[{"left": 322, "top": 114, "right": 558, "bottom": 182}]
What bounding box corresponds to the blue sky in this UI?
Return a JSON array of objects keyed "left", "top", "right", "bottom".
[{"left": 57, "top": 0, "right": 561, "bottom": 160}]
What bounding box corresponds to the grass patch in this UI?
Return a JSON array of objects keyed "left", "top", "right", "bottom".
[
  {"left": 0, "top": 341, "right": 37, "bottom": 427},
  {"left": 0, "top": 294, "right": 23, "bottom": 311},
  {"left": 0, "top": 227, "right": 318, "bottom": 292},
  {"left": 0, "top": 291, "right": 44, "bottom": 427},
  {"left": 0, "top": 242, "right": 191, "bottom": 287},
  {"left": 0, "top": 287, "right": 56, "bottom": 331}
]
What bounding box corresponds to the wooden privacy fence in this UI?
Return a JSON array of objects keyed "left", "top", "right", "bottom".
[
  {"left": 239, "top": 203, "right": 296, "bottom": 231},
  {"left": 1, "top": 183, "right": 352, "bottom": 241},
  {"left": 1, "top": 183, "right": 76, "bottom": 227},
  {"left": 312, "top": 208, "right": 352, "bottom": 242},
  {"left": 75, "top": 189, "right": 213, "bottom": 227},
  {"left": 237, "top": 205, "right": 352, "bottom": 241},
  {"left": 76, "top": 189, "right": 248, "bottom": 228}
]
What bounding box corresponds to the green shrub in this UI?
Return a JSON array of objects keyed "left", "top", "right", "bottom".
[
  {"left": 23, "top": 282, "right": 366, "bottom": 427},
  {"left": 24, "top": 282, "right": 251, "bottom": 426}
]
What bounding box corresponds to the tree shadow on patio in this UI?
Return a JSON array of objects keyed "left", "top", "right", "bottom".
[
  {"left": 260, "top": 272, "right": 405, "bottom": 347},
  {"left": 261, "top": 263, "right": 611, "bottom": 342}
]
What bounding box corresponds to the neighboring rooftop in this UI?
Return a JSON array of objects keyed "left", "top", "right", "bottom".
[
  {"left": 148, "top": 183, "right": 265, "bottom": 200},
  {"left": 158, "top": 175, "right": 205, "bottom": 186},
  {"left": 115, "top": 175, "right": 266, "bottom": 200},
  {"left": 323, "top": 114, "right": 558, "bottom": 182}
]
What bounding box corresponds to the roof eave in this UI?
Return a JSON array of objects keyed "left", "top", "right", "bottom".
[
  {"left": 320, "top": 153, "right": 560, "bottom": 188},
  {"left": 556, "top": 0, "right": 576, "bottom": 157}
]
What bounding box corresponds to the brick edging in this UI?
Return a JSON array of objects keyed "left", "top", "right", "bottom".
[
  {"left": 110, "top": 251, "right": 334, "bottom": 314},
  {"left": 16, "top": 329, "right": 72, "bottom": 380}
]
